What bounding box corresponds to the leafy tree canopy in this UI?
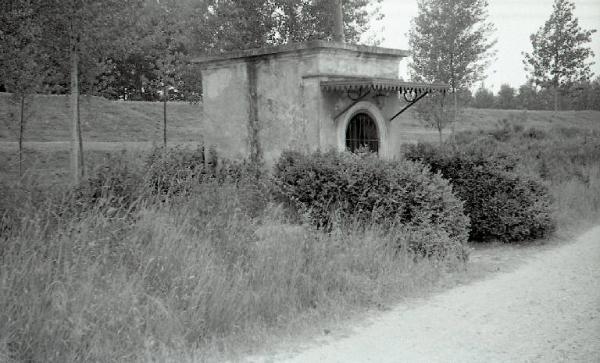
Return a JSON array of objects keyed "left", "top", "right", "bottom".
[
  {"left": 409, "top": 0, "right": 496, "bottom": 90},
  {"left": 408, "top": 0, "right": 496, "bottom": 142},
  {"left": 523, "top": 0, "right": 596, "bottom": 91}
]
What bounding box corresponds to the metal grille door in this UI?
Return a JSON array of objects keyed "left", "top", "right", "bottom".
[{"left": 345, "top": 113, "right": 379, "bottom": 153}]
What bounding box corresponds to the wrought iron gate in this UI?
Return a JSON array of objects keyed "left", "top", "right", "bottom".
[{"left": 345, "top": 113, "right": 379, "bottom": 153}]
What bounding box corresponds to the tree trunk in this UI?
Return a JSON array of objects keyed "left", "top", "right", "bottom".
[
  {"left": 163, "top": 83, "right": 167, "bottom": 147},
  {"left": 553, "top": 86, "right": 559, "bottom": 112},
  {"left": 452, "top": 88, "right": 458, "bottom": 143},
  {"left": 18, "top": 94, "right": 25, "bottom": 177},
  {"left": 332, "top": 0, "right": 345, "bottom": 42},
  {"left": 70, "top": 32, "right": 84, "bottom": 184}
]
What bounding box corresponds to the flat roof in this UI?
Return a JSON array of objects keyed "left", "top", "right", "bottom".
[{"left": 192, "top": 40, "right": 409, "bottom": 64}]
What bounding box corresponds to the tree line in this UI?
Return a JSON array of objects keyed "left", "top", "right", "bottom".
[
  {"left": 408, "top": 0, "right": 596, "bottom": 142},
  {"left": 469, "top": 79, "right": 600, "bottom": 111},
  {"left": 1, "top": 0, "right": 381, "bottom": 101},
  {"left": 1, "top": 0, "right": 381, "bottom": 181}
]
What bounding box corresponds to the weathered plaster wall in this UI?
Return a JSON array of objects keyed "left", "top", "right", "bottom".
[
  {"left": 199, "top": 44, "right": 413, "bottom": 163},
  {"left": 316, "top": 51, "right": 400, "bottom": 78},
  {"left": 201, "top": 63, "right": 250, "bottom": 159},
  {"left": 251, "top": 49, "right": 402, "bottom": 163},
  {"left": 254, "top": 53, "right": 320, "bottom": 163}
]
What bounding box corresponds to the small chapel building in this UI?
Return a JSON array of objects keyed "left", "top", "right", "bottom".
[{"left": 193, "top": 40, "right": 447, "bottom": 164}]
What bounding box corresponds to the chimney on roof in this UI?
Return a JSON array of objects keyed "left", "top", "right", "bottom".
[{"left": 333, "top": 0, "right": 345, "bottom": 43}]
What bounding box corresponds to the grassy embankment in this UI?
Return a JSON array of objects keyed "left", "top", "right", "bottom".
[
  {"left": 1, "top": 93, "right": 599, "bottom": 361},
  {"left": 1, "top": 92, "right": 599, "bottom": 182},
  {"left": 0, "top": 93, "right": 203, "bottom": 142},
  {"left": 0, "top": 93, "right": 202, "bottom": 183},
  {"left": 2, "top": 92, "right": 599, "bottom": 184}
]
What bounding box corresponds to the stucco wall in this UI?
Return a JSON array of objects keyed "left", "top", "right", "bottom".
[
  {"left": 254, "top": 54, "right": 320, "bottom": 163},
  {"left": 201, "top": 62, "right": 250, "bottom": 160},
  {"left": 315, "top": 51, "right": 400, "bottom": 78},
  {"left": 199, "top": 44, "right": 414, "bottom": 164}
]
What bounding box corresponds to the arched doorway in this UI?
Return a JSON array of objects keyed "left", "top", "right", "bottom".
[{"left": 345, "top": 113, "right": 379, "bottom": 153}]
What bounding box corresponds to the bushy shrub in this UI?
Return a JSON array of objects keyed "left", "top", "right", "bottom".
[
  {"left": 452, "top": 125, "right": 600, "bottom": 184},
  {"left": 404, "top": 141, "right": 556, "bottom": 242},
  {"left": 272, "top": 150, "right": 470, "bottom": 257},
  {"left": 397, "top": 221, "right": 469, "bottom": 262},
  {"left": 143, "top": 146, "right": 271, "bottom": 216},
  {"left": 523, "top": 127, "right": 547, "bottom": 140},
  {"left": 71, "top": 153, "right": 143, "bottom": 214},
  {"left": 143, "top": 146, "right": 210, "bottom": 196}
]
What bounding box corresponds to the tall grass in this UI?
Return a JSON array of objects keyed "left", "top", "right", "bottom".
[
  {"left": 453, "top": 122, "right": 600, "bottom": 229},
  {"left": 549, "top": 165, "right": 600, "bottom": 228},
  {"left": 0, "top": 178, "right": 458, "bottom": 362},
  {"left": 3, "top": 118, "right": 597, "bottom": 361},
  {"left": 510, "top": 128, "right": 600, "bottom": 228}
]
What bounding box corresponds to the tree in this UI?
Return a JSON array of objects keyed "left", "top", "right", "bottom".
[
  {"left": 0, "top": 0, "right": 54, "bottom": 177},
  {"left": 590, "top": 77, "right": 600, "bottom": 110},
  {"left": 36, "top": 0, "right": 140, "bottom": 183},
  {"left": 457, "top": 88, "right": 473, "bottom": 108},
  {"left": 99, "top": 0, "right": 206, "bottom": 102},
  {"left": 516, "top": 83, "right": 538, "bottom": 110},
  {"left": 496, "top": 84, "right": 516, "bottom": 109},
  {"left": 196, "top": 0, "right": 382, "bottom": 52},
  {"left": 275, "top": 0, "right": 383, "bottom": 44},
  {"left": 409, "top": 0, "right": 496, "bottom": 141},
  {"left": 523, "top": 0, "right": 596, "bottom": 111},
  {"left": 412, "top": 94, "right": 450, "bottom": 144},
  {"left": 98, "top": 0, "right": 382, "bottom": 102},
  {"left": 472, "top": 85, "right": 495, "bottom": 108},
  {"left": 133, "top": 0, "right": 195, "bottom": 146}
]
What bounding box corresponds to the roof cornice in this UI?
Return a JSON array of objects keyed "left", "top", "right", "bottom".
[{"left": 192, "top": 41, "right": 409, "bottom": 65}]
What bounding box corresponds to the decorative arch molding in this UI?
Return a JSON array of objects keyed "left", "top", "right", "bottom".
[{"left": 336, "top": 100, "right": 390, "bottom": 158}]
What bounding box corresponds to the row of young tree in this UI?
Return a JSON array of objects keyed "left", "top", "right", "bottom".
[
  {"left": 408, "top": 0, "right": 596, "bottom": 142},
  {"left": 1, "top": 0, "right": 381, "bottom": 102},
  {"left": 0, "top": 0, "right": 382, "bottom": 182},
  {"left": 470, "top": 79, "right": 600, "bottom": 111}
]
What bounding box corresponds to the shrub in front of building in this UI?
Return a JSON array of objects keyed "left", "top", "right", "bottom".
[
  {"left": 272, "top": 150, "right": 470, "bottom": 259},
  {"left": 403, "top": 142, "right": 556, "bottom": 242}
]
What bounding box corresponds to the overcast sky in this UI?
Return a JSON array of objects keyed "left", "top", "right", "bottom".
[{"left": 369, "top": 0, "right": 600, "bottom": 92}]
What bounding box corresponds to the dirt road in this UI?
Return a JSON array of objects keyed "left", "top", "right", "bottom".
[{"left": 253, "top": 227, "right": 600, "bottom": 363}]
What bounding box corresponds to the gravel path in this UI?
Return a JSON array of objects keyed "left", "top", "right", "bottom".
[{"left": 254, "top": 227, "right": 600, "bottom": 363}]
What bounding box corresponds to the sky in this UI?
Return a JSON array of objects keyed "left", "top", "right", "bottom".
[{"left": 366, "top": 0, "right": 600, "bottom": 92}]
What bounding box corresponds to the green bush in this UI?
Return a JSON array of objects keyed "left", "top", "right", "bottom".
[
  {"left": 143, "top": 146, "right": 271, "bottom": 216},
  {"left": 404, "top": 142, "right": 556, "bottom": 242},
  {"left": 272, "top": 150, "right": 470, "bottom": 258},
  {"left": 72, "top": 153, "right": 143, "bottom": 214},
  {"left": 143, "top": 146, "right": 210, "bottom": 196}
]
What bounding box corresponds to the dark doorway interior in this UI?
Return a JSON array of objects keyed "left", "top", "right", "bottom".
[{"left": 345, "top": 113, "right": 379, "bottom": 153}]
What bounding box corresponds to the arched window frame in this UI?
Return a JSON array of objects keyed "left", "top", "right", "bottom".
[{"left": 337, "top": 101, "right": 389, "bottom": 158}]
